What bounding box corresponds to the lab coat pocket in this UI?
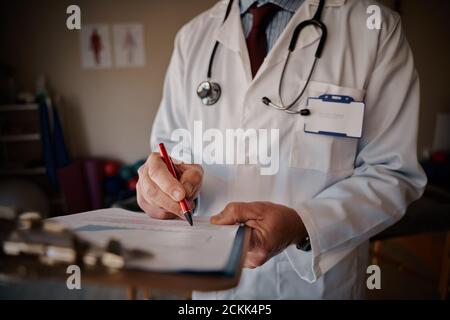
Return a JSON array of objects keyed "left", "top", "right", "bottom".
[{"left": 289, "top": 130, "right": 358, "bottom": 174}]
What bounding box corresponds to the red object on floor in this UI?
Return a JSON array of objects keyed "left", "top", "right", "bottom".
[
  {"left": 84, "top": 159, "right": 104, "bottom": 210},
  {"left": 58, "top": 160, "right": 91, "bottom": 214},
  {"left": 103, "top": 160, "right": 121, "bottom": 177},
  {"left": 58, "top": 158, "right": 108, "bottom": 214}
]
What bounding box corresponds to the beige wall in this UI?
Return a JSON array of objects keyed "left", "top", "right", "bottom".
[
  {"left": 0, "top": 0, "right": 449, "bottom": 163},
  {"left": 0, "top": 0, "right": 216, "bottom": 163},
  {"left": 394, "top": 0, "right": 450, "bottom": 155}
]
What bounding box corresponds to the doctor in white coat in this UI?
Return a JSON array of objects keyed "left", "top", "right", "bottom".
[{"left": 136, "top": 0, "right": 427, "bottom": 299}]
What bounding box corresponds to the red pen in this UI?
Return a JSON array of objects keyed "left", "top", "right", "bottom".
[{"left": 158, "top": 143, "right": 193, "bottom": 226}]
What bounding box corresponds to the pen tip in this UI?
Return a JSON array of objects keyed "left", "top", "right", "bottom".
[{"left": 184, "top": 212, "right": 193, "bottom": 226}]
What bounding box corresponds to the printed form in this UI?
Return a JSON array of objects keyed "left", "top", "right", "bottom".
[{"left": 52, "top": 209, "right": 239, "bottom": 272}]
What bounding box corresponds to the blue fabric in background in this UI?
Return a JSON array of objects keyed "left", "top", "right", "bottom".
[{"left": 38, "top": 100, "right": 70, "bottom": 190}]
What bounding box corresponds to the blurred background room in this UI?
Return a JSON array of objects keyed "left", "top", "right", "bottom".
[{"left": 0, "top": 0, "right": 449, "bottom": 299}]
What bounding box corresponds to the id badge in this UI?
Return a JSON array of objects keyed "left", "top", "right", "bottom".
[{"left": 304, "top": 94, "right": 365, "bottom": 139}]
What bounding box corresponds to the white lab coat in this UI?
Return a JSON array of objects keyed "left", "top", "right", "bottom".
[{"left": 150, "top": 0, "right": 427, "bottom": 299}]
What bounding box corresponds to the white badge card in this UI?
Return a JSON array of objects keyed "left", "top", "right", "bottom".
[{"left": 304, "top": 94, "right": 365, "bottom": 139}]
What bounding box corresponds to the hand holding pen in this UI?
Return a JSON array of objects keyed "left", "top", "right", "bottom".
[
  {"left": 158, "top": 143, "right": 193, "bottom": 225},
  {"left": 136, "top": 143, "right": 203, "bottom": 225}
]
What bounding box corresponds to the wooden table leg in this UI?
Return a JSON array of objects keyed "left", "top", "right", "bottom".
[
  {"left": 439, "top": 232, "right": 450, "bottom": 300},
  {"left": 127, "top": 286, "right": 138, "bottom": 300},
  {"left": 143, "top": 287, "right": 152, "bottom": 300}
]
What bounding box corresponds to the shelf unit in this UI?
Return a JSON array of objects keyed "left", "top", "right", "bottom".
[
  {"left": 0, "top": 103, "right": 44, "bottom": 177},
  {"left": 0, "top": 103, "right": 38, "bottom": 112},
  {"left": 0, "top": 102, "right": 67, "bottom": 216},
  {"left": 0, "top": 166, "right": 46, "bottom": 176},
  {"left": 0, "top": 133, "right": 41, "bottom": 142}
]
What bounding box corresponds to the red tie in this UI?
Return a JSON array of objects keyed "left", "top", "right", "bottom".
[{"left": 246, "top": 3, "right": 280, "bottom": 77}]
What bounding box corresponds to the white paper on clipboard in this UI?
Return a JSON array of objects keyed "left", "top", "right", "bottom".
[{"left": 51, "top": 209, "right": 239, "bottom": 273}]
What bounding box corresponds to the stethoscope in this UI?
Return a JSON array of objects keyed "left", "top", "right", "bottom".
[{"left": 197, "top": 0, "right": 327, "bottom": 116}]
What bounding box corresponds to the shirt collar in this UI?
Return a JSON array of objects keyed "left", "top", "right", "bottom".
[{"left": 239, "top": 0, "right": 304, "bottom": 15}]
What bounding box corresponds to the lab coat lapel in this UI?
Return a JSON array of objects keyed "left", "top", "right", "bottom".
[
  {"left": 215, "top": 0, "right": 253, "bottom": 82},
  {"left": 253, "top": 0, "right": 320, "bottom": 82},
  {"left": 254, "top": 0, "right": 345, "bottom": 82},
  {"left": 213, "top": 0, "right": 346, "bottom": 83}
]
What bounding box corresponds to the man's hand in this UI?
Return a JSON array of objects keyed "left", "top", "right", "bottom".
[
  {"left": 211, "top": 202, "right": 307, "bottom": 268},
  {"left": 136, "top": 152, "right": 203, "bottom": 219}
]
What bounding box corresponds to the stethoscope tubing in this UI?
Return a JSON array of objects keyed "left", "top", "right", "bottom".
[{"left": 198, "top": 0, "right": 327, "bottom": 114}]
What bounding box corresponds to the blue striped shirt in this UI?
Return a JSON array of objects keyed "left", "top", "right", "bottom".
[{"left": 240, "top": 0, "right": 304, "bottom": 52}]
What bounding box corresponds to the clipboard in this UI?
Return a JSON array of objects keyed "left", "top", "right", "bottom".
[
  {"left": 177, "top": 225, "right": 248, "bottom": 277},
  {"left": 80, "top": 225, "right": 250, "bottom": 293},
  {"left": 0, "top": 209, "right": 251, "bottom": 293}
]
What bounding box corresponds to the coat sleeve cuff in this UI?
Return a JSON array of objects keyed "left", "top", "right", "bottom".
[{"left": 284, "top": 205, "right": 353, "bottom": 283}]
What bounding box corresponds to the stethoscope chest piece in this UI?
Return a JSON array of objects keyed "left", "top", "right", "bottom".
[{"left": 197, "top": 81, "right": 221, "bottom": 106}]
